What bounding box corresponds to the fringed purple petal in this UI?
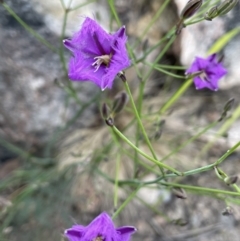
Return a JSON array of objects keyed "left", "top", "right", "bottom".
[
  {"left": 63, "top": 17, "right": 131, "bottom": 90},
  {"left": 64, "top": 212, "right": 136, "bottom": 241},
  {"left": 116, "top": 226, "right": 137, "bottom": 241},
  {"left": 187, "top": 53, "right": 227, "bottom": 91},
  {"left": 65, "top": 225, "right": 84, "bottom": 241}
]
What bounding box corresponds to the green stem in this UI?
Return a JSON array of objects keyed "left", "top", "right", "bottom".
[
  {"left": 159, "top": 181, "right": 240, "bottom": 196},
  {"left": 107, "top": 0, "right": 121, "bottom": 26},
  {"left": 59, "top": 9, "right": 68, "bottom": 75},
  {"left": 159, "top": 121, "right": 218, "bottom": 163},
  {"left": 98, "top": 167, "right": 240, "bottom": 197},
  {"left": 114, "top": 154, "right": 121, "bottom": 208},
  {"left": 70, "top": 0, "right": 97, "bottom": 11},
  {"left": 142, "top": 35, "right": 176, "bottom": 82},
  {"left": 59, "top": 8, "right": 82, "bottom": 105},
  {"left": 99, "top": 141, "right": 240, "bottom": 186},
  {"left": 215, "top": 141, "right": 240, "bottom": 165},
  {"left": 112, "top": 185, "right": 142, "bottom": 220},
  {"left": 145, "top": 62, "right": 186, "bottom": 79},
  {"left": 158, "top": 78, "right": 192, "bottom": 114},
  {"left": 2, "top": 3, "right": 57, "bottom": 53},
  {"left": 123, "top": 81, "right": 164, "bottom": 175},
  {"left": 112, "top": 126, "right": 181, "bottom": 175},
  {"left": 59, "top": 0, "right": 66, "bottom": 9},
  {"left": 155, "top": 64, "right": 186, "bottom": 70},
  {"left": 197, "top": 105, "right": 240, "bottom": 159},
  {"left": 233, "top": 184, "right": 240, "bottom": 193},
  {"left": 133, "top": 0, "right": 171, "bottom": 48},
  {"left": 135, "top": 35, "right": 172, "bottom": 64}
]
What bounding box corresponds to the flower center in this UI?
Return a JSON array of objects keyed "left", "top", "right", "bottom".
[
  {"left": 92, "top": 54, "right": 112, "bottom": 72},
  {"left": 92, "top": 236, "right": 104, "bottom": 241},
  {"left": 199, "top": 71, "right": 209, "bottom": 82}
]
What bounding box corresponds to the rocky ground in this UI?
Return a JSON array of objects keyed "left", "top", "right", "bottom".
[{"left": 1, "top": 0, "right": 240, "bottom": 241}]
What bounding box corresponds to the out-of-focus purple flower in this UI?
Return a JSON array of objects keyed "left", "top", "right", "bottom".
[
  {"left": 63, "top": 18, "right": 131, "bottom": 91},
  {"left": 65, "top": 212, "right": 137, "bottom": 241},
  {"left": 186, "top": 54, "right": 227, "bottom": 91}
]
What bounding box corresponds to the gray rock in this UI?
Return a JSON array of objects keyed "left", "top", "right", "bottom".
[{"left": 0, "top": 0, "right": 99, "bottom": 149}]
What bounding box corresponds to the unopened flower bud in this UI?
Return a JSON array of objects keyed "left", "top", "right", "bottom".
[
  {"left": 222, "top": 206, "right": 233, "bottom": 216},
  {"left": 217, "top": 0, "right": 239, "bottom": 16},
  {"left": 180, "top": 0, "right": 203, "bottom": 19},
  {"left": 224, "top": 175, "right": 238, "bottom": 185},
  {"left": 172, "top": 188, "right": 187, "bottom": 199},
  {"left": 118, "top": 71, "right": 126, "bottom": 82},
  {"left": 105, "top": 117, "right": 114, "bottom": 127},
  {"left": 218, "top": 98, "right": 234, "bottom": 121},
  {"left": 101, "top": 103, "right": 110, "bottom": 120},
  {"left": 101, "top": 103, "right": 114, "bottom": 127},
  {"left": 204, "top": 6, "right": 219, "bottom": 21},
  {"left": 176, "top": 0, "right": 203, "bottom": 35},
  {"left": 224, "top": 98, "right": 234, "bottom": 112},
  {"left": 112, "top": 91, "right": 128, "bottom": 114}
]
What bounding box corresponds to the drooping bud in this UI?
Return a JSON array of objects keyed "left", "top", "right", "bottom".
[
  {"left": 176, "top": 0, "right": 203, "bottom": 34},
  {"left": 117, "top": 71, "right": 126, "bottom": 82},
  {"left": 101, "top": 103, "right": 114, "bottom": 127},
  {"left": 224, "top": 175, "right": 238, "bottom": 185},
  {"left": 101, "top": 103, "right": 110, "bottom": 120},
  {"left": 105, "top": 117, "right": 114, "bottom": 127},
  {"left": 224, "top": 98, "right": 235, "bottom": 112},
  {"left": 112, "top": 91, "right": 128, "bottom": 114},
  {"left": 180, "top": 0, "right": 203, "bottom": 19},
  {"left": 172, "top": 188, "right": 187, "bottom": 199},
  {"left": 218, "top": 98, "right": 234, "bottom": 121}
]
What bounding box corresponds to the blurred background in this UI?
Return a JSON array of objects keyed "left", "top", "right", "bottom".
[{"left": 1, "top": 0, "right": 240, "bottom": 240}]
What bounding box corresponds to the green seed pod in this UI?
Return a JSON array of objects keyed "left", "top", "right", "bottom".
[
  {"left": 217, "top": 0, "right": 239, "bottom": 16},
  {"left": 224, "top": 175, "right": 238, "bottom": 185},
  {"left": 204, "top": 6, "right": 219, "bottom": 21}
]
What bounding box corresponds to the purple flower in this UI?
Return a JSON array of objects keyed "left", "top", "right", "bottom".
[
  {"left": 63, "top": 18, "right": 131, "bottom": 91},
  {"left": 186, "top": 54, "right": 227, "bottom": 91},
  {"left": 64, "top": 212, "right": 137, "bottom": 241}
]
